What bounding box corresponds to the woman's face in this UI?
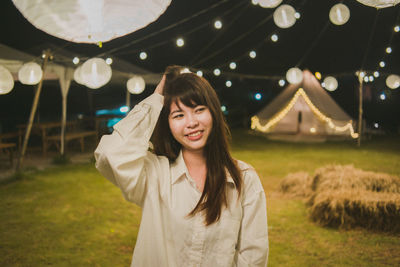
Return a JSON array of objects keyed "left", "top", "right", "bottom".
[{"left": 168, "top": 100, "right": 213, "bottom": 154}]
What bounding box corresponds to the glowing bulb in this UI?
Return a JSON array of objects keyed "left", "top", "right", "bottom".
[
  {"left": 226, "top": 80, "right": 232, "bottom": 87},
  {"left": 271, "top": 34, "right": 278, "bottom": 42},
  {"left": 278, "top": 79, "right": 285, "bottom": 86},
  {"left": 229, "top": 62, "right": 237, "bottom": 69},
  {"left": 374, "top": 71, "right": 380, "bottom": 77},
  {"left": 374, "top": 123, "right": 379, "bottom": 128},
  {"left": 196, "top": 70, "right": 203, "bottom": 77},
  {"left": 364, "top": 76, "right": 369, "bottom": 82},
  {"left": 255, "top": 93, "right": 262, "bottom": 100},
  {"left": 310, "top": 127, "right": 316, "bottom": 133},
  {"left": 294, "top": 12, "right": 300, "bottom": 19},
  {"left": 139, "top": 52, "right": 147, "bottom": 60},
  {"left": 380, "top": 93, "right": 386, "bottom": 100},
  {"left": 249, "top": 50, "right": 256, "bottom": 58},
  {"left": 315, "top": 72, "right": 321, "bottom": 80},
  {"left": 105, "top": 58, "right": 113, "bottom": 65},
  {"left": 72, "top": 57, "right": 79, "bottom": 65},
  {"left": 369, "top": 76, "right": 374, "bottom": 82},
  {"left": 394, "top": 25, "right": 400, "bottom": 32},
  {"left": 214, "top": 20, "right": 222, "bottom": 29},
  {"left": 221, "top": 105, "right": 227, "bottom": 112},
  {"left": 180, "top": 68, "right": 191, "bottom": 74},
  {"left": 120, "top": 106, "right": 129, "bottom": 113},
  {"left": 176, "top": 38, "right": 184, "bottom": 47},
  {"left": 359, "top": 71, "right": 365, "bottom": 78},
  {"left": 214, "top": 68, "right": 221, "bottom": 76},
  {"left": 386, "top": 47, "right": 392, "bottom": 54},
  {"left": 379, "top": 61, "right": 385, "bottom": 68}
]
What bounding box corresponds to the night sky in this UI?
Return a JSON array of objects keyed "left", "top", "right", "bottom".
[{"left": 1, "top": 0, "right": 400, "bottom": 132}]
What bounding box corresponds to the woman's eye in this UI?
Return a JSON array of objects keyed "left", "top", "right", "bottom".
[
  {"left": 173, "top": 114, "right": 184, "bottom": 119},
  {"left": 195, "top": 107, "right": 206, "bottom": 113}
]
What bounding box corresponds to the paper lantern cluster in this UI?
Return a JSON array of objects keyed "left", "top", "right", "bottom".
[
  {"left": 0, "top": 65, "right": 14, "bottom": 94},
  {"left": 329, "top": 4, "right": 350, "bottom": 25},
  {"left": 127, "top": 76, "right": 146, "bottom": 94},
  {"left": 273, "top": 5, "right": 297, "bottom": 29},
  {"left": 356, "top": 0, "right": 400, "bottom": 8},
  {"left": 286, "top": 67, "right": 303, "bottom": 84}
]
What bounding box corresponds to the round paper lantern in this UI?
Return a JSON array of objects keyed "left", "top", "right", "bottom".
[
  {"left": 18, "top": 62, "right": 43, "bottom": 85},
  {"left": 323, "top": 76, "right": 338, "bottom": 91},
  {"left": 329, "top": 4, "right": 350, "bottom": 25},
  {"left": 80, "top": 58, "right": 112, "bottom": 89},
  {"left": 73, "top": 66, "right": 85, "bottom": 85},
  {"left": 0, "top": 65, "right": 14, "bottom": 94},
  {"left": 286, "top": 68, "right": 303, "bottom": 84},
  {"left": 273, "top": 5, "right": 296, "bottom": 29},
  {"left": 386, "top": 74, "right": 400, "bottom": 89},
  {"left": 356, "top": 0, "right": 400, "bottom": 8},
  {"left": 127, "top": 76, "right": 145, "bottom": 94},
  {"left": 259, "top": 0, "right": 282, "bottom": 8},
  {"left": 12, "top": 0, "right": 172, "bottom": 44}
]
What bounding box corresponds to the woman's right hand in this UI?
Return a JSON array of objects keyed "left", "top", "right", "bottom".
[{"left": 154, "top": 75, "right": 166, "bottom": 96}]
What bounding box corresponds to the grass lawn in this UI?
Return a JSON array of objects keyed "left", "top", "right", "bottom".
[{"left": 1, "top": 130, "right": 399, "bottom": 266}]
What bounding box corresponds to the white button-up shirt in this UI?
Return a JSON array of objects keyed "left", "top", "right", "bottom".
[{"left": 95, "top": 93, "right": 268, "bottom": 267}]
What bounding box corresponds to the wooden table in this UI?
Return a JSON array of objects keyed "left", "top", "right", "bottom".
[{"left": 0, "top": 142, "right": 16, "bottom": 166}]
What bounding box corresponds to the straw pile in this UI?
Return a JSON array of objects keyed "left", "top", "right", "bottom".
[
  {"left": 278, "top": 165, "right": 400, "bottom": 232},
  {"left": 278, "top": 171, "right": 312, "bottom": 198}
]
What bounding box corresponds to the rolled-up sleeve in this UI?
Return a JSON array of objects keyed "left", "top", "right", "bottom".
[
  {"left": 94, "top": 93, "right": 164, "bottom": 206},
  {"left": 235, "top": 170, "right": 269, "bottom": 266}
]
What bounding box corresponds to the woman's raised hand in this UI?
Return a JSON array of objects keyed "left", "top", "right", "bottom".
[{"left": 154, "top": 75, "right": 166, "bottom": 96}]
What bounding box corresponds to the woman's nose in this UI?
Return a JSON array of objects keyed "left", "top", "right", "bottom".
[{"left": 187, "top": 115, "right": 199, "bottom": 128}]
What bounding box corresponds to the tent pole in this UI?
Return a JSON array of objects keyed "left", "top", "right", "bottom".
[
  {"left": 357, "top": 73, "right": 363, "bottom": 147},
  {"left": 16, "top": 49, "right": 51, "bottom": 171}
]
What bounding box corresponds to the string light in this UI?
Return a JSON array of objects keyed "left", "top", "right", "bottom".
[
  {"left": 229, "top": 62, "right": 237, "bottom": 69},
  {"left": 294, "top": 12, "right": 301, "bottom": 19},
  {"left": 249, "top": 50, "right": 257, "bottom": 58},
  {"left": 279, "top": 79, "right": 285, "bottom": 87},
  {"left": 214, "top": 68, "right": 221, "bottom": 76},
  {"left": 254, "top": 93, "right": 262, "bottom": 100},
  {"left": 251, "top": 88, "right": 358, "bottom": 138},
  {"left": 369, "top": 76, "right": 374, "bottom": 82},
  {"left": 386, "top": 47, "right": 392, "bottom": 54},
  {"left": 374, "top": 71, "right": 380, "bottom": 77},
  {"left": 106, "top": 57, "right": 113, "bottom": 65},
  {"left": 196, "top": 70, "right": 203, "bottom": 77},
  {"left": 315, "top": 72, "right": 322, "bottom": 80},
  {"left": 72, "top": 57, "right": 79, "bottom": 64},
  {"left": 214, "top": 20, "right": 222, "bottom": 29},
  {"left": 394, "top": 25, "right": 400, "bottom": 32},
  {"left": 221, "top": 105, "right": 227, "bottom": 112},
  {"left": 380, "top": 93, "right": 386, "bottom": 100},
  {"left": 226, "top": 80, "right": 232, "bottom": 87},
  {"left": 176, "top": 38, "right": 185, "bottom": 47},
  {"left": 379, "top": 61, "right": 385, "bottom": 68},
  {"left": 271, "top": 34, "right": 278, "bottom": 42},
  {"left": 139, "top": 52, "right": 147, "bottom": 60},
  {"left": 364, "top": 76, "right": 369, "bottom": 82}
]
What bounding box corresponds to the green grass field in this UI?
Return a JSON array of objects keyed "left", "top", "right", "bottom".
[{"left": 1, "top": 131, "right": 399, "bottom": 266}]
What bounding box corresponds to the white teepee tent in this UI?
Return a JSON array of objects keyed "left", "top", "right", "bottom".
[{"left": 251, "top": 70, "right": 358, "bottom": 139}]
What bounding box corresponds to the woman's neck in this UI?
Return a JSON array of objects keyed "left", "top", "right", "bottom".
[{"left": 182, "top": 149, "right": 207, "bottom": 192}]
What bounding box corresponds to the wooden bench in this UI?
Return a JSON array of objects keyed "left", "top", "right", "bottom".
[
  {"left": 45, "top": 131, "right": 97, "bottom": 154},
  {"left": 0, "top": 142, "right": 16, "bottom": 166}
]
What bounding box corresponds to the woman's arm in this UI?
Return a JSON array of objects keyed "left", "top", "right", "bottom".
[
  {"left": 94, "top": 77, "right": 165, "bottom": 206},
  {"left": 235, "top": 169, "right": 269, "bottom": 267}
]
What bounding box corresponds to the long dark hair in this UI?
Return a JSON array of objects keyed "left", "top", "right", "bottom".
[{"left": 151, "top": 66, "right": 242, "bottom": 225}]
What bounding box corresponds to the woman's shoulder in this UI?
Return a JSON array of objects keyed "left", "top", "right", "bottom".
[{"left": 235, "top": 159, "right": 265, "bottom": 195}]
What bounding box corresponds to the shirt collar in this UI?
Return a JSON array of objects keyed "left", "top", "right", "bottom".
[{"left": 170, "top": 150, "right": 235, "bottom": 185}]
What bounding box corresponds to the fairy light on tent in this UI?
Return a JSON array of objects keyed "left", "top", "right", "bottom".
[{"left": 250, "top": 88, "right": 358, "bottom": 138}]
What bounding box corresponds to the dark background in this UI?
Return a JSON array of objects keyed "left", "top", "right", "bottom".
[{"left": 1, "top": 0, "right": 399, "bottom": 132}]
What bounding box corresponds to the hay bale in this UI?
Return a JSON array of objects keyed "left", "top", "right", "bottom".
[
  {"left": 278, "top": 172, "right": 312, "bottom": 198},
  {"left": 307, "top": 165, "right": 400, "bottom": 233},
  {"left": 308, "top": 189, "right": 400, "bottom": 232}
]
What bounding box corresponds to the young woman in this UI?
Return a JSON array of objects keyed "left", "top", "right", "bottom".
[{"left": 95, "top": 66, "right": 268, "bottom": 266}]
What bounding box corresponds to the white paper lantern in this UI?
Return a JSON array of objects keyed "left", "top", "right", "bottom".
[
  {"left": 80, "top": 58, "right": 112, "bottom": 89},
  {"left": 259, "top": 0, "right": 282, "bottom": 8},
  {"left": 18, "top": 62, "right": 43, "bottom": 85},
  {"left": 323, "top": 76, "right": 338, "bottom": 91},
  {"left": 12, "top": 0, "right": 171, "bottom": 44},
  {"left": 73, "top": 66, "right": 85, "bottom": 85},
  {"left": 329, "top": 4, "right": 350, "bottom": 25},
  {"left": 386, "top": 74, "right": 400, "bottom": 89},
  {"left": 356, "top": 0, "right": 400, "bottom": 8},
  {"left": 286, "top": 67, "right": 303, "bottom": 84},
  {"left": 0, "top": 65, "right": 14, "bottom": 94},
  {"left": 273, "top": 5, "right": 296, "bottom": 29},
  {"left": 127, "top": 76, "right": 145, "bottom": 94}
]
